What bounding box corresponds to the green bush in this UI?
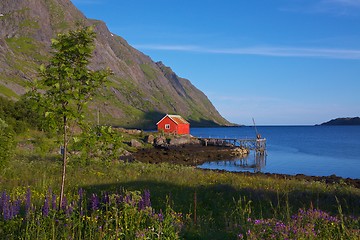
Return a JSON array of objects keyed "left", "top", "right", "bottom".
[
  {"left": 71, "top": 125, "right": 126, "bottom": 165},
  {"left": 0, "top": 95, "right": 44, "bottom": 133}
]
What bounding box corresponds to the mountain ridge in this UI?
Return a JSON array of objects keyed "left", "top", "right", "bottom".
[
  {"left": 318, "top": 117, "right": 360, "bottom": 126},
  {"left": 0, "top": 0, "right": 232, "bottom": 128}
]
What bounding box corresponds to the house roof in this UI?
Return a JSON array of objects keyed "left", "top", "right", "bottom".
[{"left": 156, "top": 114, "right": 190, "bottom": 125}]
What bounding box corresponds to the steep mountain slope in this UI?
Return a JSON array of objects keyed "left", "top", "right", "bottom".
[{"left": 0, "top": 0, "right": 231, "bottom": 128}]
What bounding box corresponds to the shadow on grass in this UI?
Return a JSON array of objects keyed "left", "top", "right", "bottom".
[{"left": 81, "top": 180, "right": 360, "bottom": 239}]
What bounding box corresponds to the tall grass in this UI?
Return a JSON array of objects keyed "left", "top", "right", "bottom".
[
  {"left": 0, "top": 188, "right": 182, "bottom": 239},
  {"left": 1, "top": 152, "right": 360, "bottom": 239}
]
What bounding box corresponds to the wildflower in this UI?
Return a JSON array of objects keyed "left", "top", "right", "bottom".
[
  {"left": 51, "top": 193, "right": 57, "bottom": 210},
  {"left": 158, "top": 209, "right": 164, "bottom": 222},
  {"left": 138, "top": 198, "right": 145, "bottom": 211},
  {"left": 125, "top": 194, "right": 132, "bottom": 205},
  {"left": 42, "top": 196, "right": 49, "bottom": 217},
  {"left": 91, "top": 193, "right": 99, "bottom": 211},
  {"left": 66, "top": 201, "right": 74, "bottom": 217},
  {"left": 0, "top": 191, "right": 6, "bottom": 210},
  {"left": 116, "top": 194, "right": 123, "bottom": 205},
  {"left": 254, "top": 219, "right": 262, "bottom": 225},
  {"left": 61, "top": 196, "right": 68, "bottom": 211},
  {"left": 102, "top": 192, "right": 110, "bottom": 206},
  {"left": 12, "top": 199, "right": 21, "bottom": 218},
  {"left": 143, "top": 189, "right": 151, "bottom": 208},
  {"left": 2, "top": 192, "right": 11, "bottom": 220},
  {"left": 78, "top": 188, "right": 84, "bottom": 200}
]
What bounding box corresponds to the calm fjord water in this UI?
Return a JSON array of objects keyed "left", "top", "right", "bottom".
[{"left": 192, "top": 126, "right": 360, "bottom": 179}]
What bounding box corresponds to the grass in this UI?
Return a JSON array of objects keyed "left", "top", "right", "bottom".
[
  {"left": 0, "top": 84, "right": 18, "bottom": 99},
  {"left": 6, "top": 37, "right": 38, "bottom": 56},
  {"left": 1, "top": 134, "right": 360, "bottom": 239},
  {"left": 140, "top": 64, "right": 158, "bottom": 80}
]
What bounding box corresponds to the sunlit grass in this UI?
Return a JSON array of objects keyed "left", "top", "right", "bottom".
[{"left": 1, "top": 152, "right": 360, "bottom": 239}]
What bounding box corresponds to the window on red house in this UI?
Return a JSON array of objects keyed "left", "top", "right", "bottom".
[{"left": 165, "top": 124, "right": 170, "bottom": 129}]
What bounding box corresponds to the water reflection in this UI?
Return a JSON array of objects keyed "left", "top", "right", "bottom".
[{"left": 199, "top": 152, "right": 267, "bottom": 173}]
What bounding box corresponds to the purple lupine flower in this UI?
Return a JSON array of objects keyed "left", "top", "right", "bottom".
[
  {"left": 0, "top": 191, "right": 6, "bottom": 217},
  {"left": 125, "top": 194, "right": 133, "bottom": 205},
  {"left": 61, "top": 196, "right": 68, "bottom": 211},
  {"left": 51, "top": 193, "right": 57, "bottom": 210},
  {"left": 158, "top": 209, "right": 164, "bottom": 222},
  {"left": 143, "top": 189, "right": 151, "bottom": 208},
  {"left": 102, "top": 192, "right": 110, "bottom": 206},
  {"left": 66, "top": 201, "right": 74, "bottom": 217},
  {"left": 138, "top": 199, "right": 145, "bottom": 211},
  {"left": 91, "top": 193, "right": 99, "bottom": 211},
  {"left": 42, "top": 196, "right": 49, "bottom": 217},
  {"left": 116, "top": 194, "right": 123, "bottom": 205},
  {"left": 78, "top": 188, "right": 84, "bottom": 200},
  {"left": 78, "top": 189, "right": 84, "bottom": 216},
  {"left": 12, "top": 199, "right": 21, "bottom": 218},
  {"left": 2, "top": 193, "right": 20, "bottom": 220},
  {"left": 2, "top": 192, "right": 10, "bottom": 220},
  {"left": 0, "top": 191, "right": 6, "bottom": 210}
]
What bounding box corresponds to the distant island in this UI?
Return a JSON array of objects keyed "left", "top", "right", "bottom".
[{"left": 318, "top": 117, "right": 360, "bottom": 126}]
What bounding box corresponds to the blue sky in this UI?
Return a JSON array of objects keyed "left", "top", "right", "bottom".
[{"left": 72, "top": 0, "right": 360, "bottom": 125}]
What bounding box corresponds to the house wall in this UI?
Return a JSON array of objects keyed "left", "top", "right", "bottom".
[
  {"left": 157, "top": 116, "right": 178, "bottom": 133},
  {"left": 157, "top": 116, "right": 190, "bottom": 135},
  {"left": 177, "top": 123, "right": 190, "bottom": 135}
]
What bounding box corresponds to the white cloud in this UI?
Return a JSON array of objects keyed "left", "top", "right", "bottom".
[{"left": 134, "top": 44, "right": 360, "bottom": 60}]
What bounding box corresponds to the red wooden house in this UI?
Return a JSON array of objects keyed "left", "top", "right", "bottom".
[{"left": 156, "top": 114, "right": 190, "bottom": 135}]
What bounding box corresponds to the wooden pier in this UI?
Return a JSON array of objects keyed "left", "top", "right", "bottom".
[{"left": 198, "top": 137, "right": 266, "bottom": 155}]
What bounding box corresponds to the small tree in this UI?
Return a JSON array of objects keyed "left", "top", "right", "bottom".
[{"left": 34, "top": 26, "right": 111, "bottom": 207}]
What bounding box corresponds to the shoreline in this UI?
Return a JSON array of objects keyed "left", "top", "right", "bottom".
[{"left": 132, "top": 145, "right": 360, "bottom": 188}]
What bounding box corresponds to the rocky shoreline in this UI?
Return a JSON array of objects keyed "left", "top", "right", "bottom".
[
  {"left": 133, "top": 145, "right": 248, "bottom": 166},
  {"left": 132, "top": 142, "right": 360, "bottom": 189}
]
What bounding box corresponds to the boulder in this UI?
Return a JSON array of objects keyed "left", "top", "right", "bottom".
[
  {"left": 130, "top": 139, "right": 142, "bottom": 148},
  {"left": 119, "top": 150, "right": 134, "bottom": 162},
  {"left": 169, "top": 136, "right": 191, "bottom": 146},
  {"left": 154, "top": 136, "right": 168, "bottom": 148},
  {"left": 145, "top": 134, "right": 155, "bottom": 144}
]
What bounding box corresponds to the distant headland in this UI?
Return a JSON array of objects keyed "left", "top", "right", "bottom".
[{"left": 317, "top": 117, "right": 360, "bottom": 126}]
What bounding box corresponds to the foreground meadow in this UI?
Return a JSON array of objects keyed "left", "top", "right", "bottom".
[{"left": 1, "top": 149, "right": 360, "bottom": 239}]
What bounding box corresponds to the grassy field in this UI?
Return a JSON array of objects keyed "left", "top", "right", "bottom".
[{"left": 1, "top": 140, "right": 360, "bottom": 239}]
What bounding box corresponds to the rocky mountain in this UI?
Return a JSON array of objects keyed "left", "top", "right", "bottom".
[
  {"left": 0, "top": 0, "right": 231, "bottom": 128},
  {"left": 318, "top": 117, "right": 360, "bottom": 126}
]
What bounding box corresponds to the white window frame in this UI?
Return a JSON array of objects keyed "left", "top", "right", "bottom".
[{"left": 165, "top": 124, "right": 170, "bottom": 129}]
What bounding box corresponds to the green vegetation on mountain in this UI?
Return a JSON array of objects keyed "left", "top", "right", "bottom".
[
  {"left": 319, "top": 117, "right": 360, "bottom": 126},
  {"left": 0, "top": 0, "right": 231, "bottom": 128}
]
